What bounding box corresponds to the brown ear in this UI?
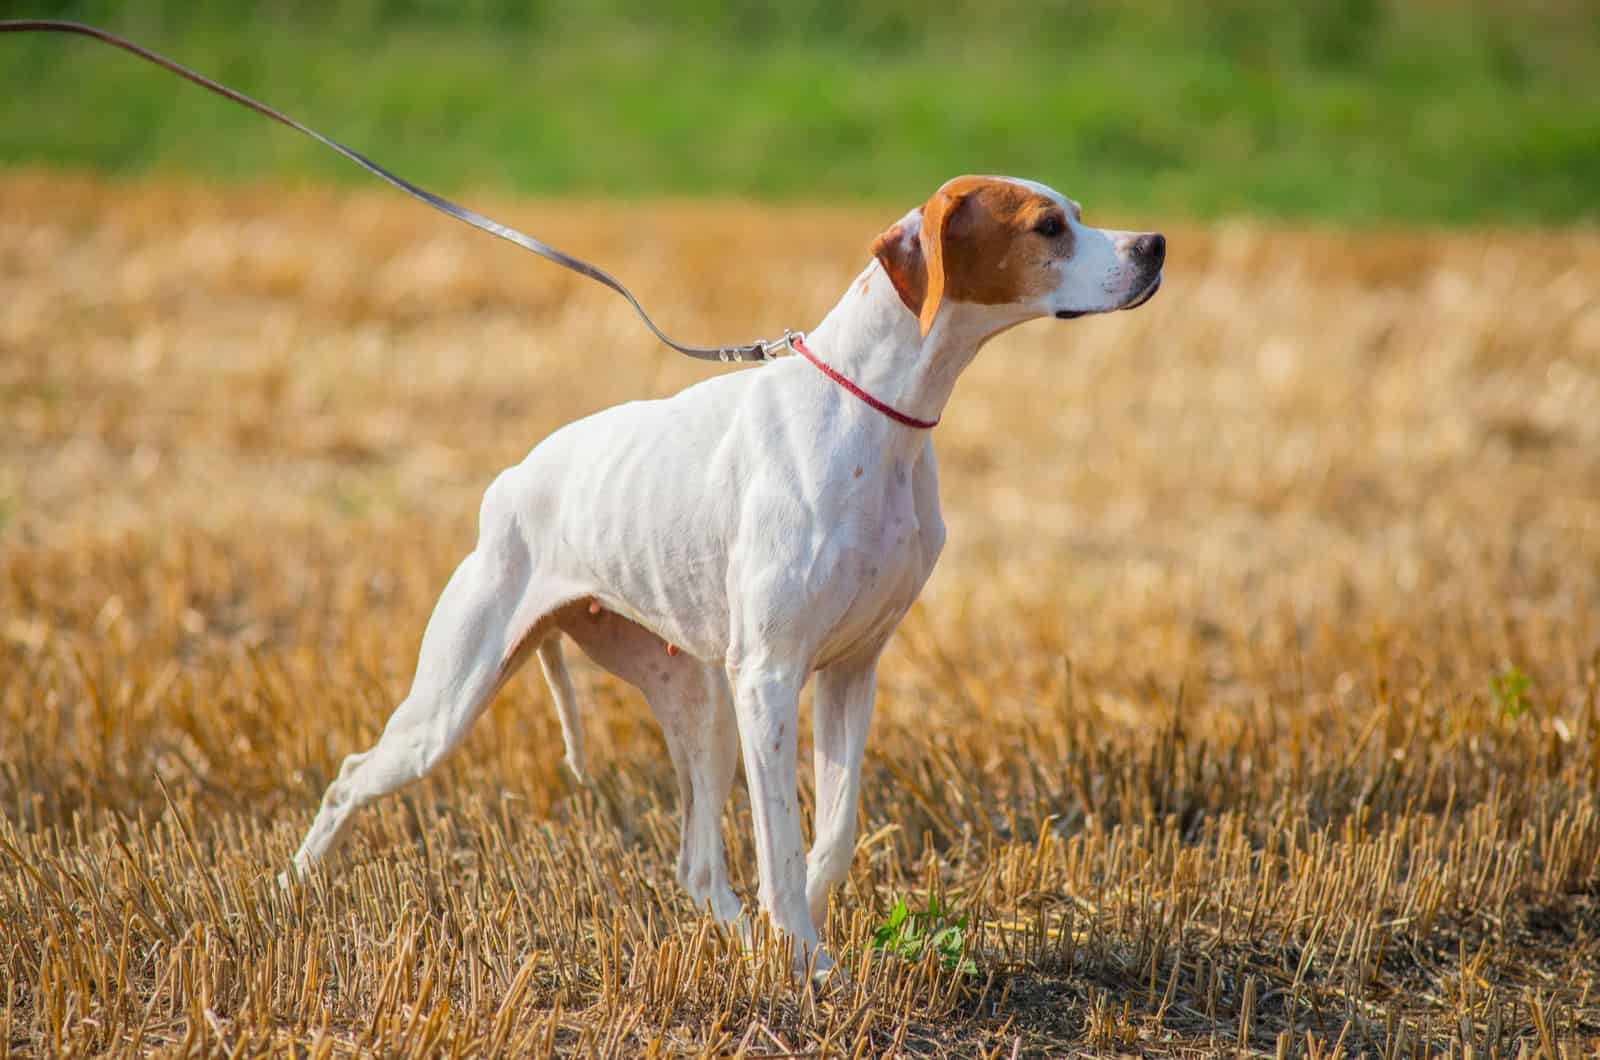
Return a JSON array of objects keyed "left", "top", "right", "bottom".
[
  {"left": 870, "top": 215, "right": 927, "bottom": 323},
  {"left": 916, "top": 188, "right": 963, "bottom": 337}
]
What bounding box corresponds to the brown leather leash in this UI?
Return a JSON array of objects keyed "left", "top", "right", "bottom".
[{"left": 0, "top": 19, "right": 800, "bottom": 363}]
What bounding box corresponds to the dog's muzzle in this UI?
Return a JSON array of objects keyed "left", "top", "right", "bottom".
[{"left": 1052, "top": 271, "right": 1162, "bottom": 319}]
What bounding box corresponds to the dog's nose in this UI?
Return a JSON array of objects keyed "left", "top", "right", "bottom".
[{"left": 1134, "top": 233, "right": 1166, "bottom": 267}]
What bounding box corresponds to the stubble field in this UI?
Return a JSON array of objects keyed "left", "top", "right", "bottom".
[{"left": 2, "top": 173, "right": 1598, "bottom": 1056}]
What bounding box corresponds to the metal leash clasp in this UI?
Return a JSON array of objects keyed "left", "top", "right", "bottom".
[{"left": 721, "top": 329, "right": 803, "bottom": 363}]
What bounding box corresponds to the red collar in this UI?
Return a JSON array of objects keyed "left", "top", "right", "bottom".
[{"left": 789, "top": 335, "right": 940, "bottom": 430}]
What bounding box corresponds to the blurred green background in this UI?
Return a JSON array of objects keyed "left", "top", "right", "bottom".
[{"left": 2, "top": 0, "right": 1597, "bottom": 222}]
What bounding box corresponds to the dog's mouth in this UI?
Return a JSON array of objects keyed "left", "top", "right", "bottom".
[
  {"left": 1054, "top": 272, "right": 1163, "bottom": 320},
  {"left": 1120, "top": 271, "right": 1162, "bottom": 311}
]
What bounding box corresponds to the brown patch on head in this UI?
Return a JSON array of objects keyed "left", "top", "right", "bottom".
[{"left": 918, "top": 177, "right": 1073, "bottom": 335}]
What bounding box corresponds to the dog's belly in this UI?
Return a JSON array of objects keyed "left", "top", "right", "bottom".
[
  {"left": 499, "top": 390, "right": 748, "bottom": 662},
  {"left": 546, "top": 466, "right": 733, "bottom": 660}
]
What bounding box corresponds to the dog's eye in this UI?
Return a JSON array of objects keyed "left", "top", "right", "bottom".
[{"left": 1036, "top": 217, "right": 1066, "bottom": 238}]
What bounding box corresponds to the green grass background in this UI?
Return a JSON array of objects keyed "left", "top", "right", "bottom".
[{"left": 2, "top": 0, "right": 1597, "bottom": 222}]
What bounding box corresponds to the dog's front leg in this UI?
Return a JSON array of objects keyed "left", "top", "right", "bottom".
[
  {"left": 806, "top": 653, "right": 880, "bottom": 930},
  {"left": 727, "top": 658, "right": 829, "bottom": 975}
]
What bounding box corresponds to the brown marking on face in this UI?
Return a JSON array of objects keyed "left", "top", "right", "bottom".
[{"left": 919, "top": 177, "right": 1073, "bottom": 334}]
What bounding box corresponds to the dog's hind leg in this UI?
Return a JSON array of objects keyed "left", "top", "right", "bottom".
[
  {"left": 292, "top": 475, "right": 581, "bottom": 876},
  {"left": 560, "top": 610, "right": 743, "bottom": 925},
  {"left": 535, "top": 636, "right": 587, "bottom": 784}
]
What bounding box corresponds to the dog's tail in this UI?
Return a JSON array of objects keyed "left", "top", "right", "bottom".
[{"left": 535, "top": 636, "right": 587, "bottom": 784}]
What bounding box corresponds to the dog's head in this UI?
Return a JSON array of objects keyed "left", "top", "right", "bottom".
[{"left": 870, "top": 176, "right": 1163, "bottom": 337}]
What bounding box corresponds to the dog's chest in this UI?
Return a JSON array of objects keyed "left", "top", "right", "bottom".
[{"left": 814, "top": 460, "right": 935, "bottom": 665}]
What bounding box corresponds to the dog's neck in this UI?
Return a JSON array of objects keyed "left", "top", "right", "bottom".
[{"left": 803, "top": 261, "right": 1017, "bottom": 435}]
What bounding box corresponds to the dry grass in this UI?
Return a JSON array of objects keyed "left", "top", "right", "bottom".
[{"left": 2, "top": 171, "right": 1599, "bottom": 1056}]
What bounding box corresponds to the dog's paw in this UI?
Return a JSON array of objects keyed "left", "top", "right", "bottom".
[
  {"left": 730, "top": 911, "right": 758, "bottom": 951},
  {"left": 802, "top": 942, "right": 846, "bottom": 989},
  {"left": 276, "top": 856, "right": 313, "bottom": 893}
]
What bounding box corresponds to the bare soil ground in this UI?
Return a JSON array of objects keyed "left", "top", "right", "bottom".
[{"left": 2, "top": 173, "right": 1598, "bottom": 1056}]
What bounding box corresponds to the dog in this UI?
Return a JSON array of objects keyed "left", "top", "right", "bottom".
[{"left": 290, "top": 175, "right": 1165, "bottom": 976}]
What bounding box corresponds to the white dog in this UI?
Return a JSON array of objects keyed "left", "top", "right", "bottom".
[{"left": 291, "top": 175, "right": 1164, "bottom": 975}]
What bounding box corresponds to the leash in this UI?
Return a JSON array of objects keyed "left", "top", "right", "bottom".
[{"left": 0, "top": 19, "right": 798, "bottom": 364}]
